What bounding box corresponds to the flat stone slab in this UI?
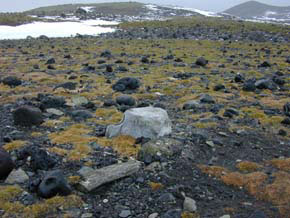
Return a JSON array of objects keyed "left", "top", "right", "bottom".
[{"left": 80, "top": 160, "right": 141, "bottom": 192}]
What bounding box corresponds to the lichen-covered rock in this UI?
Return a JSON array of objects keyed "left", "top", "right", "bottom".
[{"left": 106, "top": 107, "right": 172, "bottom": 139}]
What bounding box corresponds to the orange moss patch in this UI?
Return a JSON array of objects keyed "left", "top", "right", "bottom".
[
  {"left": 198, "top": 165, "right": 229, "bottom": 178},
  {"left": 3, "top": 140, "right": 27, "bottom": 151},
  {"left": 149, "top": 182, "right": 164, "bottom": 191},
  {"left": 270, "top": 158, "right": 290, "bottom": 171},
  {"left": 0, "top": 185, "right": 24, "bottom": 215},
  {"left": 263, "top": 171, "right": 290, "bottom": 216},
  {"left": 97, "top": 135, "right": 140, "bottom": 157},
  {"left": 94, "top": 108, "right": 123, "bottom": 125},
  {"left": 181, "top": 212, "right": 200, "bottom": 218},
  {"left": 47, "top": 147, "right": 68, "bottom": 157},
  {"left": 31, "top": 132, "right": 43, "bottom": 137},
  {"left": 23, "top": 195, "right": 83, "bottom": 218},
  {"left": 68, "top": 176, "right": 81, "bottom": 185},
  {"left": 236, "top": 161, "right": 262, "bottom": 172},
  {"left": 49, "top": 124, "right": 97, "bottom": 161}
]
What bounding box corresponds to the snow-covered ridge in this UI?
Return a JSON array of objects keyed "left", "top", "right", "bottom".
[
  {"left": 80, "top": 6, "right": 95, "bottom": 13},
  {"left": 163, "top": 5, "right": 220, "bottom": 17}
]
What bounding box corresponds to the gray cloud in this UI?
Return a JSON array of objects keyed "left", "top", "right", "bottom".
[{"left": 0, "top": 0, "right": 289, "bottom": 13}]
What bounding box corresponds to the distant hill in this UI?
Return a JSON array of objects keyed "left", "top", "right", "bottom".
[
  {"left": 24, "top": 2, "right": 201, "bottom": 20},
  {"left": 224, "top": 1, "right": 290, "bottom": 22}
]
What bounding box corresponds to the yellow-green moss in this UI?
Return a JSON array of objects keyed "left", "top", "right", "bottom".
[
  {"left": 49, "top": 124, "right": 96, "bottom": 161},
  {"left": 3, "top": 140, "right": 27, "bottom": 151},
  {"left": 236, "top": 161, "right": 262, "bottom": 172},
  {"left": 97, "top": 135, "right": 140, "bottom": 157}
]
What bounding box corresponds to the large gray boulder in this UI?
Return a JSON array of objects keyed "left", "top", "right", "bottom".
[{"left": 106, "top": 107, "right": 172, "bottom": 139}]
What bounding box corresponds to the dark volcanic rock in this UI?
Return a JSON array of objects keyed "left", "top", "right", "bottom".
[
  {"left": 234, "top": 73, "right": 244, "bottom": 83},
  {"left": 2, "top": 76, "right": 22, "bottom": 87},
  {"left": 100, "top": 50, "right": 112, "bottom": 58},
  {"left": 0, "top": 148, "right": 15, "bottom": 180},
  {"left": 38, "top": 94, "right": 66, "bottom": 110},
  {"left": 112, "top": 77, "right": 140, "bottom": 92},
  {"left": 116, "top": 95, "right": 136, "bottom": 106},
  {"left": 161, "top": 209, "right": 182, "bottom": 218},
  {"left": 70, "top": 110, "right": 93, "bottom": 121},
  {"left": 258, "top": 61, "right": 271, "bottom": 68},
  {"left": 18, "top": 146, "right": 56, "bottom": 171},
  {"left": 200, "top": 94, "right": 215, "bottom": 104},
  {"left": 255, "top": 79, "right": 277, "bottom": 90},
  {"left": 54, "top": 82, "right": 77, "bottom": 90},
  {"left": 283, "top": 102, "right": 290, "bottom": 117},
  {"left": 13, "top": 106, "right": 43, "bottom": 127},
  {"left": 38, "top": 170, "right": 72, "bottom": 198},
  {"left": 195, "top": 57, "right": 208, "bottom": 67},
  {"left": 46, "top": 58, "right": 55, "bottom": 65},
  {"left": 243, "top": 79, "right": 256, "bottom": 92}
]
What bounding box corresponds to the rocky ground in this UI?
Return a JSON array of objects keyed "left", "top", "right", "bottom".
[{"left": 0, "top": 17, "right": 289, "bottom": 218}]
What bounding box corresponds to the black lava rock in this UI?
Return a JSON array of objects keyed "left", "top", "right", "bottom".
[
  {"left": 54, "top": 82, "right": 77, "bottom": 90},
  {"left": 161, "top": 209, "right": 182, "bottom": 218},
  {"left": 234, "top": 73, "right": 244, "bottom": 83},
  {"left": 281, "top": 117, "right": 290, "bottom": 125},
  {"left": 200, "top": 94, "right": 215, "bottom": 104},
  {"left": 46, "top": 58, "right": 55, "bottom": 65},
  {"left": 38, "top": 94, "right": 66, "bottom": 110},
  {"left": 243, "top": 79, "right": 256, "bottom": 92},
  {"left": 38, "top": 170, "right": 72, "bottom": 198},
  {"left": 195, "top": 57, "right": 208, "bottom": 67},
  {"left": 116, "top": 95, "right": 136, "bottom": 106},
  {"left": 283, "top": 102, "right": 290, "bottom": 117},
  {"left": 214, "top": 84, "right": 225, "bottom": 91},
  {"left": 31, "top": 148, "right": 56, "bottom": 171},
  {"left": 0, "top": 148, "right": 15, "bottom": 180},
  {"left": 258, "top": 61, "right": 271, "bottom": 68},
  {"left": 2, "top": 76, "right": 22, "bottom": 87},
  {"left": 112, "top": 77, "right": 140, "bottom": 92},
  {"left": 13, "top": 106, "right": 43, "bottom": 127},
  {"left": 103, "top": 99, "right": 116, "bottom": 107},
  {"left": 141, "top": 56, "right": 149, "bottom": 63},
  {"left": 70, "top": 110, "right": 93, "bottom": 121},
  {"left": 100, "top": 50, "right": 112, "bottom": 58}
]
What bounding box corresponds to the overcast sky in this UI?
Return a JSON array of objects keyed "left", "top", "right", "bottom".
[{"left": 0, "top": 0, "right": 289, "bottom": 13}]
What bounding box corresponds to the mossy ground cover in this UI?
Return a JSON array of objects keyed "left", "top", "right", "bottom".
[{"left": 0, "top": 17, "right": 289, "bottom": 216}]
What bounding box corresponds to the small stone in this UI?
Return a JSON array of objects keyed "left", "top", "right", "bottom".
[
  {"left": 148, "top": 213, "right": 159, "bottom": 218},
  {"left": 248, "top": 210, "right": 267, "bottom": 218},
  {"left": 2, "top": 76, "right": 22, "bottom": 87},
  {"left": 158, "top": 193, "right": 176, "bottom": 203},
  {"left": 46, "top": 108, "right": 64, "bottom": 116},
  {"left": 195, "top": 57, "right": 208, "bottom": 66},
  {"left": 72, "top": 96, "right": 89, "bottom": 106},
  {"left": 116, "top": 95, "right": 136, "bottom": 106},
  {"left": 5, "top": 168, "right": 29, "bottom": 184},
  {"left": 78, "top": 166, "right": 94, "bottom": 177},
  {"left": 200, "top": 94, "right": 215, "bottom": 104},
  {"left": 183, "top": 197, "right": 197, "bottom": 212},
  {"left": 119, "top": 210, "right": 131, "bottom": 218},
  {"left": 103, "top": 199, "right": 109, "bottom": 203},
  {"left": 206, "top": 141, "right": 215, "bottom": 148},
  {"left": 161, "top": 209, "right": 182, "bottom": 218},
  {"left": 220, "top": 215, "right": 230, "bottom": 218},
  {"left": 81, "top": 213, "right": 93, "bottom": 218}
]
